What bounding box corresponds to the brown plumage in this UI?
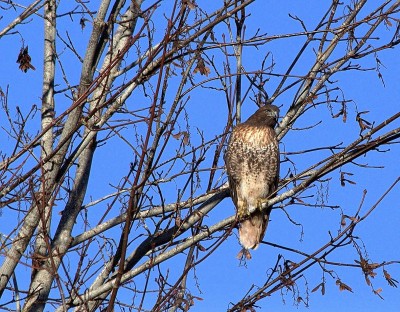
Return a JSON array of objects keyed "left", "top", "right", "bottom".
[{"left": 225, "top": 105, "right": 280, "bottom": 251}]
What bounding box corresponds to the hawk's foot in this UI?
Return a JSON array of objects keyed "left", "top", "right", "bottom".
[{"left": 256, "top": 198, "right": 268, "bottom": 211}]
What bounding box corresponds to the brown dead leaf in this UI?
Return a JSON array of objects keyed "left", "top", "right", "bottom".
[
  {"left": 348, "top": 216, "right": 358, "bottom": 222},
  {"left": 340, "top": 171, "right": 356, "bottom": 187},
  {"left": 16, "top": 46, "right": 36, "bottom": 73},
  {"left": 373, "top": 288, "right": 384, "bottom": 299},
  {"left": 332, "top": 109, "right": 344, "bottom": 119},
  {"left": 341, "top": 214, "right": 348, "bottom": 227},
  {"left": 80, "top": 17, "right": 87, "bottom": 30},
  {"left": 374, "top": 288, "right": 383, "bottom": 294},
  {"left": 336, "top": 279, "right": 353, "bottom": 293},
  {"left": 297, "top": 296, "right": 303, "bottom": 303},
  {"left": 355, "top": 257, "right": 379, "bottom": 287},
  {"left": 172, "top": 131, "right": 190, "bottom": 145},
  {"left": 182, "top": 0, "right": 197, "bottom": 10},
  {"left": 197, "top": 243, "right": 206, "bottom": 252},
  {"left": 356, "top": 111, "right": 373, "bottom": 133},
  {"left": 384, "top": 17, "right": 393, "bottom": 27},
  {"left": 332, "top": 101, "right": 348, "bottom": 123},
  {"left": 193, "top": 57, "right": 211, "bottom": 76},
  {"left": 294, "top": 197, "right": 305, "bottom": 204},
  {"left": 342, "top": 103, "right": 347, "bottom": 123},
  {"left": 175, "top": 215, "right": 182, "bottom": 227},
  {"left": 311, "top": 282, "right": 326, "bottom": 295},
  {"left": 306, "top": 93, "right": 318, "bottom": 104},
  {"left": 384, "top": 269, "right": 399, "bottom": 288}
]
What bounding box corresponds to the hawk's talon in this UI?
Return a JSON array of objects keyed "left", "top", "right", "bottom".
[{"left": 256, "top": 198, "right": 268, "bottom": 211}]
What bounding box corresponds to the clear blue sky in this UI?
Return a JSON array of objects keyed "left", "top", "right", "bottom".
[{"left": 1, "top": 1, "right": 399, "bottom": 311}]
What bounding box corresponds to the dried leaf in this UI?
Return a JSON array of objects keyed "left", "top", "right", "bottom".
[
  {"left": 294, "top": 197, "right": 305, "bottom": 204},
  {"left": 356, "top": 111, "right": 373, "bottom": 132},
  {"left": 384, "top": 17, "right": 393, "bottom": 27},
  {"left": 193, "top": 57, "right": 211, "bottom": 76},
  {"left": 336, "top": 279, "right": 353, "bottom": 293},
  {"left": 311, "top": 282, "right": 325, "bottom": 295},
  {"left": 182, "top": 0, "right": 197, "bottom": 10},
  {"left": 80, "top": 17, "right": 87, "bottom": 30},
  {"left": 349, "top": 216, "right": 358, "bottom": 222},
  {"left": 342, "top": 104, "right": 347, "bottom": 123},
  {"left": 373, "top": 288, "right": 384, "bottom": 299},
  {"left": 341, "top": 215, "right": 348, "bottom": 227},
  {"left": 297, "top": 296, "right": 303, "bottom": 303},
  {"left": 369, "top": 263, "right": 380, "bottom": 270},
  {"left": 340, "top": 172, "right": 356, "bottom": 187},
  {"left": 197, "top": 243, "right": 206, "bottom": 252},
  {"left": 172, "top": 131, "right": 190, "bottom": 145},
  {"left": 175, "top": 215, "right": 182, "bottom": 227},
  {"left": 332, "top": 109, "right": 344, "bottom": 119},
  {"left": 172, "top": 132, "right": 181, "bottom": 140},
  {"left": 192, "top": 295, "right": 203, "bottom": 301},
  {"left": 210, "top": 31, "right": 215, "bottom": 41},
  {"left": 16, "top": 46, "right": 36, "bottom": 72},
  {"left": 355, "top": 256, "right": 379, "bottom": 287},
  {"left": 374, "top": 288, "right": 383, "bottom": 294},
  {"left": 306, "top": 93, "right": 318, "bottom": 104},
  {"left": 384, "top": 269, "right": 399, "bottom": 288},
  {"left": 182, "top": 132, "right": 189, "bottom": 145},
  {"left": 383, "top": 269, "right": 392, "bottom": 280}
]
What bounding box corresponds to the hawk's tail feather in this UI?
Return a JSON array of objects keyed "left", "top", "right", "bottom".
[{"left": 238, "top": 210, "right": 269, "bottom": 250}]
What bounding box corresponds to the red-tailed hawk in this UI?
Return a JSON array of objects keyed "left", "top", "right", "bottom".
[{"left": 225, "top": 105, "right": 279, "bottom": 251}]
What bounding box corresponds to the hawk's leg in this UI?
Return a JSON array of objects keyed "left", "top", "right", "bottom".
[
  {"left": 236, "top": 198, "right": 267, "bottom": 219},
  {"left": 256, "top": 198, "right": 268, "bottom": 212},
  {"left": 237, "top": 199, "right": 250, "bottom": 220}
]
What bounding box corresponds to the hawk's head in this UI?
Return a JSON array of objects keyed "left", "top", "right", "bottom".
[{"left": 245, "top": 105, "right": 279, "bottom": 128}]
